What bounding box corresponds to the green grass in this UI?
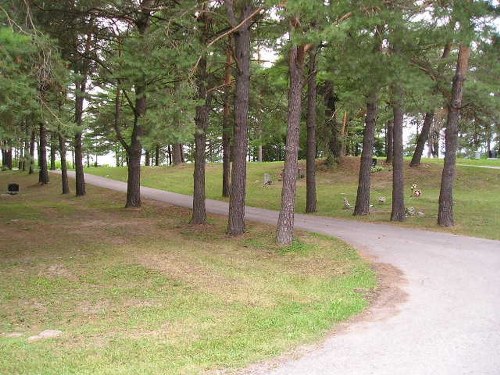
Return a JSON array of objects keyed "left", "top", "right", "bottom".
[
  {"left": 425, "top": 157, "right": 500, "bottom": 167},
  {"left": 86, "top": 157, "right": 500, "bottom": 240},
  {"left": 0, "top": 171, "right": 376, "bottom": 374}
]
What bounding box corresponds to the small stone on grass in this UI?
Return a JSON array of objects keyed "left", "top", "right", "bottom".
[{"left": 27, "top": 329, "right": 63, "bottom": 342}]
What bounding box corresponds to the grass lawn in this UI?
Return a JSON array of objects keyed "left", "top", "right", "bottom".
[
  {"left": 0, "top": 171, "right": 376, "bottom": 375},
  {"left": 86, "top": 157, "right": 500, "bottom": 240}
]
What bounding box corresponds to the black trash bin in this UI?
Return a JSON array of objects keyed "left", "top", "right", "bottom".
[{"left": 8, "top": 183, "right": 19, "bottom": 195}]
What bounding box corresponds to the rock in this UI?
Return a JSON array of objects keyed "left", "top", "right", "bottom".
[
  {"left": 28, "top": 329, "right": 63, "bottom": 343},
  {"left": 417, "top": 211, "right": 425, "bottom": 218},
  {"left": 378, "top": 196, "right": 386, "bottom": 204}
]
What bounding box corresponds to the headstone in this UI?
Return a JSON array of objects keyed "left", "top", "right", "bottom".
[
  {"left": 297, "top": 168, "right": 305, "bottom": 179},
  {"left": 263, "top": 173, "right": 272, "bottom": 186},
  {"left": 7, "top": 183, "right": 19, "bottom": 195},
  {"left": 343, "top": 197, "right": 351, "bottom": 209},
  {"left": 405, "top": 206, "right": 416, "bottom": 217}
]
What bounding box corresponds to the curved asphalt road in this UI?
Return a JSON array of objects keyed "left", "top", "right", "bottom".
[{"left": 74, "top": 172, "right": 500, "bottom": 375}]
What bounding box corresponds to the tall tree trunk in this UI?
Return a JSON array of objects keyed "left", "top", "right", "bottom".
[
  {"left": 144, "top": 150, "right": 150, "bottom": 166},
  {"left": 385, "top": 120, "right": 394, "bottom": 164},
  {"left": 74, "top": 77, "right": 86, "bottom": 196},
  {"left": 410, "top": 112, "right": 434, "bottom": 167},
  {"left": 277, "top": 44, "right": 305, "bottom": 245},
  {"left": 22, "top": 139, "right": 29, "bottom": 171},
  {"left": 391, "top": 86, "right": 405, "bottom": 221},
  {"left": 323, "top": 81, "right": 342, "bottom": 164},
  {"left": 59, "top": 134, "right": 70, "bottom": 194},
  {"left": 29, "top": 129, "right": 35, "bottom": 174},
  {"left": 124, "top": 0, "right": 154, "bottom": 208},
  {"left": 125, "top": 78, "right": 146, "bottom": 208},
  {"left": 4, "top": 147, "right": 13, "bottom": 170},
  {"left": 438, "top": 44, "right": 471, "bottom": 227},
  {"left": 18, "top": 145, "right": 24, "bottom": 170},
  {"left": 50, "top": 133, "right": 57, "bottom": 170},
  {"left": 167, "top": 145, "right": 172, "bottom": 165},
  {"left": 73, "top": 29, "right": 92, "bottom": 196},
  {"left": 38, "top": 122, "right": 49, "bottom": 184},
  {"left": 191, "top": 50, "right": 210, "bottom": 224},
  {"left": 225, "top": 2, "right": 253, "bottom": 236},
  {"left": 305, "top": 46, "right": 317, "bottom": 213},
  {"left": 354, "top": 93, "right": 378, "bottom": 216},
  {"left": 172, "top": 144, "right": 183, "bottom": 165},
  {"left": 74, "top": 132, "right": 86, "bottom": 195},
  {"left": 126, "top": 125, "right": 142, "bottom": 208},
  {"left": 413, "top": 43, "right": 451, "bottom": 164},
  {"left": 155, "top": 144, "right": 160, "bottom": 166},
  {"left": 191, "top": 6, "right": 211, "bottom": 224},
  {"left": 222, "top": 43, "right": 233, "bottom": 198}
]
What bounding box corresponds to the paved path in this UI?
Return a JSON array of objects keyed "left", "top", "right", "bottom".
[
  {"left": 457, "top": 164, "right": 500, "bottom": 170},
  {"left": 77, "top": 173, "right": 500, "bottom": 375}
]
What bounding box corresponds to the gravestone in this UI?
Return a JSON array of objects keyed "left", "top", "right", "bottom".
[
  {"left": 263, "top": 173, "right": 272, "bottom": 186},
  {"left": 7, "top": 183, "right": 19, "bottom": 195}
]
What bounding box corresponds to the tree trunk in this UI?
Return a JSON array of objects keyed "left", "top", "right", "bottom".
[
  {"left": 38, "top": 122, "right": 49, "bottom": 184},
  {"left": 29, "top": 129, "right": 35, "bottom": 174},
  {"left": 385, "top": 120, "right": 394, "bottom": 164},
  {"left": 144, "top": 150, "right": 150, "bottom": 166},
  {"left": 222, "top": 42, "right": 233, "bottom": 198},
  {"left": 74, "top": 75, "right": 86, "bottom": 196},
  {"left": 226, "top": 3, "right": 253, "bottom": 236},
  {"left": 18, "top": 145, "right": 24, "bottom": 171},
  {"left": 354, "top": 93, "right": 378, "bottom": 216},
  {"left": 438, "top": 44, "right": 471, "bottom": 227},
  {"left": 126, "top": 134, "right": 142, "bottom": 208},
  {"left": 74, "top": 132, "right": 86, "bottom": 196},
  {"left": 22, "top": 139, "right": 29, "bottom": 171},
  {"left": 50, "top": 133, "right": 57, "bottom": 170},
  {"left": 7, "top": 148, "right": 13, "bottom": 170},
  {"left": 277, "top": 45, "right": 305, "bottom": 245},
  {"left": 191, "top": 49, "right": 211, "bottom": 224},
  {"left": 410, "top": 112, "right": 434, "bottom": 167},
  {"left": 391, "top": 87, "right": 405, "bottom": 221},
  {"left": 125, "top": 79, "right": 146, "bottom": 208},
  {"left": 172, "top": 144, "right": 183, "bottom": 165},
  {"left": 167, "top": 145, "right": 172, "bottom": 165},
  {"left": 3, "top": 147, "right": 13, "bottom": 170},
  {"left": 155, "top": 144, "right": 160, "bottom": 166},
  {"left": 124, "top": 1, "right": 154, "bottom": 208},
  {"left": 59, "top": 134, "right": 70, "bottom": 194},
  {"left": 305, "top": 46, "right": 317, "bottom": 213},
  {"left": 323, "top": 81, "right": 342, "bottom": 164}
]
